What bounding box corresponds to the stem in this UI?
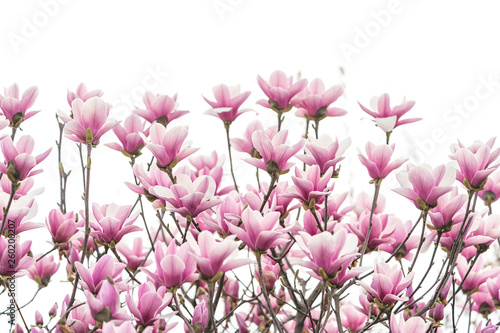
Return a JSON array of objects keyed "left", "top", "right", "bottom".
[
  {"left": 259, "top": 177, "right": 277, "bottom": 213},
  {"left": 277, "top": 111, "right": 283, "bottom": 131},
  {"left": 224, "top": 124, "right": 239, "bottom": 193},
  {"left": 205, "top": 282, "right": 217, "bottom": 333},
  {"left": 36, "top": 246, "right": 57, "bottom": 262},
  {"left": 57, "top": 118, "right": 68, "bottom": 214},
  {"left": 256, "top": 253, "right": 285, "bottom": 333},
  {"left": 173, "top": 292, "right": 194, "bottom": 333},
  {"left": 332, "top": 293, "right": 343, "bottom": 333},
  {"left": 256, "top": 167, "right": 261, "bottom": 192},
  {"left": 313, "top": 120, "right": 320, "bottom": 139},
  {"left": 77, "top": 143, "right": 86, "bottom": 190},
  {"left": 408, "top": 209, "right": 428, "bottom": 272},
  {"left": 0, "top": 182, "right": 16, "bottom": 236},
  {"left": 359, "top": 181, "right": 380, "bottom": 266}
]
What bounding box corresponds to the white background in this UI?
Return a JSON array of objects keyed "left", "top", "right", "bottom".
[{"left": 1, "top": 0, "right": 500, "bottom": 331}]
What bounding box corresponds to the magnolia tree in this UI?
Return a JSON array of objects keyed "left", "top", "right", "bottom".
[{"left": 0, "top": 71, "right": 499, "bottom": 333}]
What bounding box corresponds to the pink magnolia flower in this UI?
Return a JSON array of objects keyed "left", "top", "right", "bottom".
[
  {"left": 200, "top": 195, "right": 242, "bottom": 236},
  {"left": 487, "top": 275, "right": 500, "bottom": 306},
  {"left": 116, "top": 237, "right": 152, "bottom": 272},
  {"left": 244, "top": 130, "right": 304, "bottom": 178},
  {"left": 141, "top": 123, "right": 198, "bottom": 170},
  {"left": 257, "top": 70, "right": 307, "bottom": 112},
  {"left": 126, "top": 162, "right": 175, "bottom": 205},
  {"left": 135, "top": 91, "right": 188, "bottom": 126},
  {"left": 60, "top": 96, "right": 118, "bottom": 146},
  {"left": 254, "top": 256, "right": 280, "bottom": 291},
  {"left": 223, "top": 278, "right": 239, "bottom": 315},
  {"left": 189, "top": 151, "right": 235, "bottom": 195},
  {"left": 469, "top": 214, "right": 500, "bottom": 249},
  {"left": 46, "top": 209, "right": 78, "bottom": 245},
  {"left": 325, "top": 192, "right": 354, "bottom": 221},
  {"left": 227, "top": 208, "right": 289, "bottom": 253},
  {"left": 0, "top": 83, "right": 39, "bottom": 127},
  {"left": 390, "top": 314, "right": 428, "bottom": 333},
  {"left": 292, "top": 78, "right": 347, "bottom": 121},
  {"left": 0, "top": 176, "right": 36, "bottom": 199},
  {"left": 90, "top": 203, "right": 141, "bottom": 246},
  {"left": 187, "top": 230, "right": 253, "bottom": 281},
  {"left": 428, "top": 187, "right": 467, "bottom": 232},
  {"left": 479, "top": 170, "right": 500, "bottom": 206},
  {"left": 296, "top": 135, "right": 351, "bottom": 176},
  {"left": 126, "top": 282, "right": 172, "bottom": 328},
  {"left": 293, "top": 230, "right": 365, "bottom": 287},
  {"left": 35, "top": 310, "right": 43, "bottom": 327},
  {"left": 84, "top": 280, "right": 132, "bottom": 323},
  {"left": 471, "top": 286, "right": 495, "bottom": 318},
  {"left": 203, "top": 84, "right": 251, "bottom": 124},
  {"left": 141, "top": 240, "right": 197, "bottom": 289},
  {"left": 429, "top": 302, "right": 445, "bottom": 322},
  {"left": 358, "top": 142, "right": 407, "bottom": 180},
  {"left": 358, "top": 93, "right": 420, "bottom": 133},
  {"left": 450, "top": 138, "right": 500, "bottom": 190},
  {"left": 67, "top": 82, "right": 103, "bottom": 106},
  {"left": 0, "top": 135, "right": 51, "bottom": 183},
  {"left": 105, "top": 114, "right": 149, "bottom": 158},
  {"left": 457, "top": 255, "right": 500, "bottom": 294},
  {"left": 74, "top": 254, "right": 126, "bottom": 294},
  {"left": 102, "top": 322, "right": 151, "bottom": 333},
  {"left": 379, "top": 218, "right": 419, "bottom": 261},
  {"left": 56, "top": 295, "right": 95, "bottom": 333},
  {"left": 190, "top": 300, "right": 209, "bottom": 333},
  {"left": 393, "top": 164, "right": 454, "bottom": 210},
  {"left": 353, "top": 191, "right": 386, "bottom": 217},
  {"left": 478, "top": 324, "right": 499, "bottom": 333},
  {"left": 28, "top": 255, "right": 60, "bottom": 288},
  {"left": 348, "top": 212, "right": 396, "bottom": 253},
  {"left": 341, "top": 303, "right": 367, "bottom": 333},
  {"left": 150, "top": 174, "right": 223, "bottom": 219},
  {"left": 0, "top": 238, "right": 34, "bottom": 278},
  {"left": 0, "top": 195, "right": 42, "bottom": 235},
  {"left": 231, "top": 120, "right": 277, "bottom": 157},
  {"left": 235, "top": 313, "right": 249, "bottom": 333},
  {"left": 359, "top": 262, "right": 414, "bottom": 306},
  {"left": 281, "top": 165, "right": 334, "bottom": 210},
  {"left": 438, "top": 218, "right": 491, "bottom": 257}
]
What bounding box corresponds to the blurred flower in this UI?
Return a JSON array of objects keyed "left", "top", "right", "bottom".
[{"left": 67, "top": 82, "right": 103, "bottom": 106}]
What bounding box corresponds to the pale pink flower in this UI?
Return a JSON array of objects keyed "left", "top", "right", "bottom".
[
  {"left": 126, "top": 162, "right": 175, "bottom": 205},
  {"left": 231, "top": 120, "right": 277, "bottom": 157},
  {"left": 257, "top": 70, "right": 307, "bottom": 112},
  {"left": 0, "top": 83, "right": 39, "bottom": 127},
  {"left": 56, "top": 295, "right": 95, "bottom": 333},
  {"left": 348, "top": 212, "right": 396, "bottom": 253},
  {"left": 358, "top": 142, "right": 407, "bottom": 180},
  {"left": 244, "top": 130, "right": 304, "bottom": 178},
  {"left": 353, "top": 191, "right": 386, "bottom": 217},
  {"left": 74, "top": 254, "right": 126, "bottom": 294},
  {"left": 457, "top": 255, "right": 500, "bottom": 294},
  {"left": 45, "top": 209, "right": 78, "bottom": 245},
  {"left": 359, "top": 262, "right": 414, "bottom": 306},
  {"left": 141, "top": 123, "right": 198, "bottom": 170},
  {"left": 292, "top": 78, "right": 346, "bottom": 121},
  {"left": 187, "top": 230, "right": 253, "bottom": 280},
  {"left": 428, "top": 187, "right": 467, "bottom": 232},
  {"left": 450, "top": 138, "right": 500, "bottom": 190},
  {"left": 67, "top": 82, "right": 103, "bottom": 106},
  {"left": 393, "top": 164, "right": 454, "bottom": 210},
  {"left": 105, "top": 114, "right": 149, "bottom": 157},
  {"left": 0, "top": 135, "right": 51, "bottom": 183},
  {"left": 203, "top": 84, "right": 251, "bottom": 123},
  {"left": 227, "top": 208, "right": 289, "bottom": 252},
  {"left": 471, "top": 286, "right": 495, "bottom": 317},
  {"left": 341, "top": 303, "right": 367, "bottom": 333},
  {"left": 28, "top": 255, "right": 60, "bottom": 288},
  {"left": 379, "top": 218, "right": 420, "bottom": 261},
  {"left": 0, "top": 176, "right": 35, "bottom": 199},
  {"left": 0, "top": 195, "right": 42, "bottom": 235},
  {"left": 189, "top": 151, "right": 235, "bottom": 195},
  {"left": 325, "top": 192, "right": 354, "bottom": 221},
  {"left": 390, "top": 313, "right": 428, "bottom": 333},
  {"left": 125, "top": 282, "right": 172, "bottom": 328},
  {"left": 150, "top": 174, "right": 223, "bottom": 219},
  {"left": 296, "top": 135, "right": 351, "bottom": 176},
  {"left": 479, "top": 170, "right": 500, "bottom": 205},
  {"left": 255, "top": 256, "right": 280, "bottom": 291},
  {"left": 116, "top": 237, "right": 152, "bottom": 272},
  {"left": 60, "top": 96, "right": 118, "bottom": 146},
  {"left": 84, "top": 280, "right": 132, "bottom": 323},
  {"left": 200, "top": 195, "right": 242, "bottom": 236},
  {"left": 0, "top": 237, "right": 34, "bottom": 278},
  {"left": 90, "top": 203, "right": 141, "bottom": 246},
  {"left": 190, "top": 300, "right": 209, "bottom": 332},
  {"left": 358, "top": 93, "right": 420, "bottom": 133},
  {"left": 135, "top": 91, "right": 188, "bottom": 126},
  {"left": 142, "top": 240, "right": 197, "bottom": 289}
]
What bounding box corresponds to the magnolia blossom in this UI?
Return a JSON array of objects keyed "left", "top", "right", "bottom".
[
  {"left": 105, "top": 114, "right": 149, "bottom": 157},
  {"left": 0, "top": 83, "right": 39, "bottom": 127},
  {"left": 46, "top": 209, "right": 78, "bottom": 245},
  {"left": 116, "top": 237, "right": 152, "bottom": 272},
  {"left": 125, "top": 282, "right": 172, "bottom": 328},
  {"left": 59, "top": 96, "right": 117, "bottom": 146},
  {"left": 0, "top": 238, "right": 34, "bottom": 278},
  {"left": 84, "top": 280, "right": 133, "bottom": 323},
  {"left": 479, "top": 170, "right": 500, "bottom": 206},
  {"left": 257, "top": 70, "right": 307, "bottom": 112},
  {"left": 67, "top": 82, "right": 103, "bottom": 106},
  {"left": 135, "top": 91, "right": 188, "bottom": 126},
  {"left": 296, "top": 135, "right": 351, "bottom": 176},
  {"left": 231, "top": 120, "right": 277, "bottom": 157},
  {"left": 358, "top": 93, "right": 420, "bottom": 133},
  {"left": 74, "top": 254, "right": 126, "bottom": 294},
  {"left": 358, "top": 142, "right": 407, "bottom": 180},
  {"left": 28, "top": 255, "right": 60, "bottom": 288},
  {"left": 292, "top": 78, "right": 346, "bottom": 121},
  {"left": 457, "top": 255, "right": 500, "bottom": 294},
  {"left": 90, "top": 203, "right": 141, "bottom": 246},
  {"left": 390, "top": 314, "right": 428, "bottom": 333},
  {"left": 203, "top": 84, "right": 251, "bottom": 124}
]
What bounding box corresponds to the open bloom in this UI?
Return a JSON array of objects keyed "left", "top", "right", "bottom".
[
  {"left": 141, "top": 123, "right": 198, "bottom": 170},
  {"left": 116, "top": 237, "right": 151, "bottom": 272},
  {"left": 203, "top": 84, "right": 251, "bottom": 124},
  {"left": 479, "top": 170, "right": 500, "bottom": 206},
  {"left": 358, "top": 142, "right": 407, "bottom": 180},
  {"left": 60, "top": 96, "right": 118, "bottom": 146},
  {"left": 292, "top": 78, "right": 346, "bottom": 121},
  {"left": 150, "top": 174, "right": 223, "bottom": 219},
  {"left": 293, "top": 230, "right": 365, "bottom": 287},
  {"left": 0, "top": 238, "right": 34, "bottom": 278},
  {"left": 450, "top": 138, "right": 500, "bottom": 190},
  {"left": 141, "top": 240, "right": 197, "bottom": 289},
  {"left": 0, "top": 83, "right": 39, "bottom": 127},
  {"left": 75, "top": 254, "right": 126, "bottom": 294},
  {"left": 28, "top": 255, "right": 60, "bottom": 288},
  {"left": 126, "top": 162, "right": 174, "bottom": 206},
  {"left": 296, "top": 135, "right": 351, "bottom": 176},
  {"left": 126, "top": 282, "right": 172, "bottom": 328},
  {"left": 393, "top": 164, "right": 454, "bottom": 210},
  {"left": 227, "top": 208, "right": 289, "bottom": 252},
  {"left": 85, "top": 280, "right": 132, "bottom": 324},
  {"left": 90, "top": 203, "right": 141, "bottom": 246},
  {"left": 427, "top": 187, "right": 467, "bottom": 232},
  {"left": 348, "top": 212, "right": 395, "bottom": 253},
  {"left": 358, "top": 262, "right": 414, "bottom": 307},
  {"left": 390, "top": 314, "right": 428, "bottom": 333},
  {"left": 189, "top": 151, "right": 235, "bottom": 195},
  {"left": 135, "top": 91, "right": 188, "bottom": 126},
  {"left": 188, "top": 231, "right": 253, "bottom": 281},
  {"left": 244, "top": 130, "right": 304, "bottom": 178},
  {"left": 257, "top": 70, "right": 307, "bottom": 112},
  {"left": 358, "top": 93, "right": 420, "bottom": 133},
  {"left": 281, "top": 165, "right": 334, "bottom": 210},
  {"left": 457, "top": 255, "right": 500, "bottom": 294},
  {"left": 105, "top": 114, "right": 149, "bottom": 157},
  {"left": 0, "top": 135, "right": 51, "bottom": 183},
  {"left": 67, "top": 83, "right": 103, "bottom": 106}
]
